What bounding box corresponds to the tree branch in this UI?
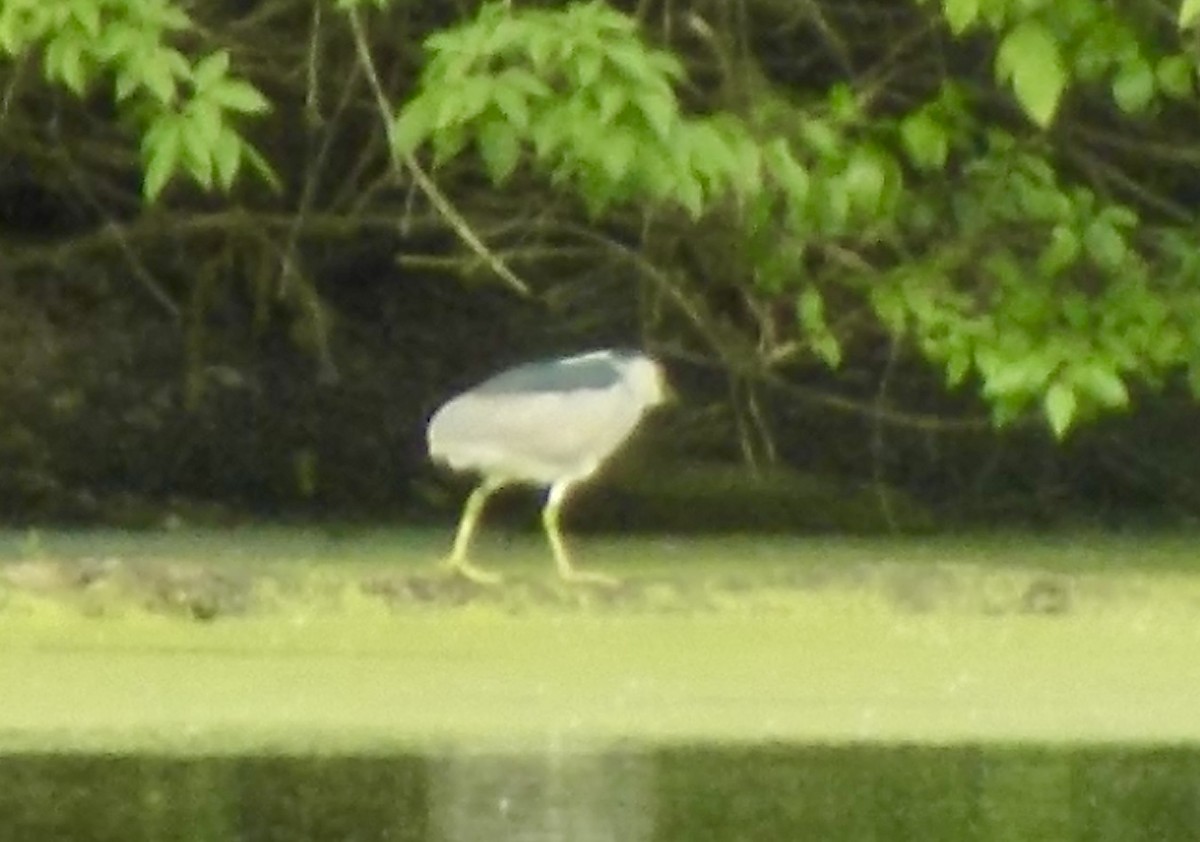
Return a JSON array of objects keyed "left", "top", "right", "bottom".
[{"left": 345, "top": 7, "right": 531, "bottom": 297}]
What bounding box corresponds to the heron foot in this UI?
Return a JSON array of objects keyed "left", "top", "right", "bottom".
[{"left": 444, "top": 557, "right": 504, "bottom": 585}]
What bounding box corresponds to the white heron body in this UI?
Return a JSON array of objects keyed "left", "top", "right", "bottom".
[{"left": 427, "top": 349, "right": 669, "bottom": 582}]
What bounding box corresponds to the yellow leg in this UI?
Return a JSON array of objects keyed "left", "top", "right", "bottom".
[
  {"left": 542, "top": 481, "right": 617, "bottom": 586},
  {"left": 445, "top": 478, "right": 505, "bottom": 584}
]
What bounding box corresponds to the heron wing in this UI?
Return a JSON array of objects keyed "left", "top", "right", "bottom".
[
  {"left": 428, "top": 384, "right": 645, "bottom": 484},
  {"left": 473, "top": 353, "right": 624, "bottom": 396}
]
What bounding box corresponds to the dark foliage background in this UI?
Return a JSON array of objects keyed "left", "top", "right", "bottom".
[{"left": 2, "top": 0, "right": 1199, "bottom": 532}]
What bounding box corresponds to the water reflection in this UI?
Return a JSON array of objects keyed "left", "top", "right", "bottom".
[
  {"left": 2, "top": 743, "right": 1199, "bottom": 840},
  {"left": 430, "top": 740, "right": 651, "bottom": 841}
]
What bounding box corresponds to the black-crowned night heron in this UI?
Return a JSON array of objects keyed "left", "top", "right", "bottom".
[{"left": 428, "top": 349, "right": 670, "bottom": 584}]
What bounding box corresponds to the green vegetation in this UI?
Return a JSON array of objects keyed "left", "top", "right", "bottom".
[
  {"left": 8, "top": 0, "right": 1200, "bottom": 441},
  {"left": 2, "top": 529, "right": 1199, "bottom": 753},
  {"left": 6, "top": 0, "right": 1200, "bottom": 521},
  {"left": 0, "top": 0, "right": 275, "bottom": 199},
  {"left": 388, "top": 0, "right": 1200, "bottom": 436}
]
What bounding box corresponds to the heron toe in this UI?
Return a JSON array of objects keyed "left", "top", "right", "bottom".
[{"left": 445, "top": 556, "right": 504, "bottom": 585}]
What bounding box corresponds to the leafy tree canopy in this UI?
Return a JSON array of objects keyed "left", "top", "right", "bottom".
[
  {"left": 388, "top": 0, "right": 1200, "bottom": 438},
  {"left": 7, "top": 0, "right": 1200, "bottom": 445}
]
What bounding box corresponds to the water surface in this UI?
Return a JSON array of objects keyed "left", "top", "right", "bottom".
[{"left": 3, "top": 742, "right": 1199, "bottom": 841}]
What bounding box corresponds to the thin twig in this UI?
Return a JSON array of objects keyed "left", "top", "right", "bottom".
[
  {"left": 746, "top": 378, "right": 778, "bottom": 466},
  {"left": 870, "top": 334, "right": 900, "bottom": 532},
  {"left": 345, "top": 8, "right": 530, "bottom": 297},
  {"left": 50, "top": 121, "right": 181, "bottom": 319},
  {"left": 279, "top": 0, "right": 357, "bottom": 296}
]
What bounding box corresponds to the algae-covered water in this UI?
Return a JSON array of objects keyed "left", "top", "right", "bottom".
[{"left": 2, "top": 528, "right": 1199, "bottom": 838}]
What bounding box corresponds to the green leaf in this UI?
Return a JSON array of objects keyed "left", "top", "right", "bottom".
[
  {"left": 434, "top": 76, "right": 491, "bottom": 130},
  {"left": 187, "top": 98, "right": 223, "bottom": 148},
  {"left": 0, "top": 0, "right": 40, "bottom": 55},
  {"left": 1155, "top": 55, "right": 1194, "bottom": 99},
  {"left": 1013, "top": 170, "right": 1071, "bottom": 221},
  {"left": 525, "top": 24, "right": 557, "bottom": 74},
  {"left": 206, "top": 77, "right": 270, "bottom": 114},
  {"left": 799, "top": 285, "right": 843, "bottom": 366},
  {"left": 530, "top": 104, "right": 571, "bottom": 160},
  {"left": 1061, "top": 292, "right": 1089, "bottom": 329},
  {"left": 498, "top": 67, "right": 552, "bottom": 99},
  {"left": 797, "top": 285, "right": 827, "bottom": 334},
  {"left": 1100, "top": 204, "right": 1138, "bottom": 229},
  {"left": 142, "top": 49, "right": 183, "bottom": 104},
  {"left": 1075, "top": 363, "right": 1128, "bottom": 409},
  {"left": 192, "top": 50, "right": 230, "bottom": 91},
  {"left": 576, "top": 167, "right": 620, "bottom": 218},
  {"left": 480, "top": 16, "right": 522, "bottom": 58},
  {"left": 799, "top": 117, "right": 840, "bottom": 159},
  {"left": 573, "top": 45, "right": 604, "bottom": 89},
  {"left": 811, "top": 333, "right": 843, "bottom": 368},
  {"left": 827, "top": 83, "right": 860, "bottom": 123},
  {"left": 1037, "top": 224, "right": 1080, "bottom": 275},
  {"left": 212, "top": 127, "right": 243, "bottom": 190},
  {"left": 597, "top": 129, "right": 635, "bottom": 184},
  {"left": 491, "top": 82, "right": 530, "bottom": 131},
  {"left": 1112, "top": 56, "right": 1156, "bottom": 114},
  {"left": 391, "top": 96, "right": 436, "bottom": 156},
  {"left": 995, "top": 21, "right": 1066, "bottom": 127},
  {"left": 430, "top": 123, "right": 468, "bottom": 166},
  {"left": 871, "top": 284, "right": 908, "bottom": 335},
  {"left": 982, "top": 350, "right": 1054, "bottom": 399},
  {"left": 68, "top": 0, "right": 101, "bottom": 37},
  {"left": 241, "top": 142, "right": 281, "bottom": 192},
  {"left": 181, "top": 122, "right": 214, "bottom": 188},
  {"left": 1043, "top": 380, "right": 1077, "bottom": 438},
  {"left": 605, "top": 40, "right": 654, "bottom": 84},
  {"left": 813, "top": 177, "right": 850, "bottom": 235},
  {"left": 945, "top": 348, "right": 971, "bottom": 387},
  {"left": 990, "top": 396, "right": 1026, "bottom": 428},
  {"left": 684, "top": 120, "right": 751, "bottom": 196},
  {"left": 596, "top": 83, "right": 626, "bottom": 125},
  {"left": 1180, "top": 0, "right": 1200, "bottom": 28},
  {"left": 648, "top": 50, "right": 685, "bottom": 83},
  {"left": 46, "top": 35, "right": 88, "bottom": 95},
  {"left": 94, "top": 22, "right": 143, "bottom": 62},
  {"left": 1083, "top": 218, "right": 1128, "bottom": 270},
  {"left": 583, "top": 0, "right": 636, "bottom": 35},
  {"left": 115, "top": 63, "right": 141, "bottom": 102},
  {"left": 841, "top": 146, "right": 887, "bottom": 218},
  {"left": 638, "top": 155, "right": 676, "bottom": 201},
  {"left": 633, "top": 90, "right": 677, "bottom": 142},
  {"left": 142, "top": 115, "right": 184, "bottom": 201},
  {"left": 728, "top": 128, "right": 763, "bottom": 195},
  {"left": 673, "top": 168, "right": 704, "bottom": 219},
  {"left": 0, "top": 13, "right": 18, "bottom": 56},
  {"left": 899, "top": 111, "right": 948, "bottom": 170},
  {"left": 153, "top": 1, "right": 192, "bottom": 32},
  {"left": 477, "top": 119, "right": 522, "bottom": 184},
  {"left": 767, "top": 139, "right": 810, "bottom": 206},
  {"left": 943, "top": 0, "right": 980, "bottom": 34}
]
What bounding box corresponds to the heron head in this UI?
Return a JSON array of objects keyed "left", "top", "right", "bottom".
[{"left": 625, "top": 353, "right": 674, "bottom": 408}]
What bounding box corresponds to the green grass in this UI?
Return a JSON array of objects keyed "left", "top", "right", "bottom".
[{"left": 2, "top": 527, "right": 1200, "bottom": 753}]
